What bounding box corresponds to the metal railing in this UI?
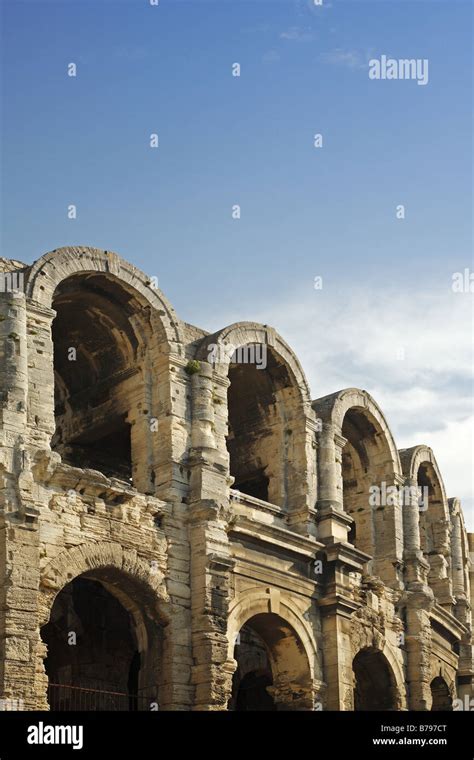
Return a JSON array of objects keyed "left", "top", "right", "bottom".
[{"left": 47, "top": 683, "right": 157, "bottom": 712}]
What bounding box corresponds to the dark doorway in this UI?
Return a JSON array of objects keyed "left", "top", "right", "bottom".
[
  {"left": 235, "top": 671, "right": 275, "bottom": 711},
  {"left": 41, "top": 576, "right": 141, "bottom": 710},
  {"left": 430, "top": 677, "right": 452, "bottom": 711},
  {"left": 353, "top": 648, "right": 397, "bottom": 711},
  {"left": 230, "top": 612, "right": 312, "bottom": 711}
]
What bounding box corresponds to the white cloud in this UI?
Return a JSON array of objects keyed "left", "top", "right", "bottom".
[
  {"left": 320, "top": 48, "right": 369, "bottom": 69},
  {"left": 279, "top": 26, "right": 315, "bottom": 41},
  {"left": 402, "top": 415, "right": 474, "bottom": 531},
  {"left": 196, "top": 283, "right": 473, "bottom": 529}
]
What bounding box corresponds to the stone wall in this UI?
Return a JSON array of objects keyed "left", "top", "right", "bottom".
[{"left": 0, "top": 248, "right": 472, "bottom": 711}]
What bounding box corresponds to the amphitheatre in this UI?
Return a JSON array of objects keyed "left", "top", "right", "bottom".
[{"left": 0, "top": 246, "right": 472, "bottom": 711}]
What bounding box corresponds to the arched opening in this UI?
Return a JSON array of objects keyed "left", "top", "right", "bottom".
[
  {"left": 227, "top": 346, "right": 300, "bottom": 507},
  {"left": 417, "top": 463, "right": 450, "bottom": 599},
  {"left": 51, "top": 273, "right": 152, "bottom": 489},
  {"left": 353, "top": 648, "right": 398, "bottom": 711},
  {"left": 229, "top": 612, "right": 312, "bottom": 711},
  {"left": 418, "top": 463, "right": 445, "bottom": 555},
  {"left": 430, "top": 677, "right": 452, "bottom": 711},
  {"left": 341, "top": 407, "right": 397, "bottom": 577},
  {"left": 40, "top": 568, "right": 162, "bottom": 711}
]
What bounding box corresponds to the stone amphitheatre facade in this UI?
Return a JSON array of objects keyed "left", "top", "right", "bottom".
[{"left": 0, "top": 247, "right": 472, "bottom": 712}]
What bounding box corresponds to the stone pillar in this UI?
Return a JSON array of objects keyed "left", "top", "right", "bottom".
[
  {"left": 449, "top": 508, "right": 473, "bottom": 703},
  {"left": 25, "top": 303, "right": 56, "bottom": 447},
  {"left": 156, "top": 355, "right": 194, "bottom": 710},
  {"left": 451, "top": 512, "right": 466, "bottom": 605},
  {"left": 403, "top": 478, "right": 429, "bottom": 587},
  {"left": 403, "top": 588, "right": 434, "bottom": 710},
  {"left": 0, "top": 291, "right": 28, "bottom": 435},
  {"left": 320, "top": 606, "right": 355, "bottom": 710},
  {"left": 127, "top": 375, "right": 155, "bottom": 494},
  {"left": 149, "top": 354, "right": 190, "bottom": 504},
  {"left": 160, "top": 603, "right": 194, "bottom": 710},
  {"left": 189, "top": 504, "right": 236, "bottom": 709},
  {"left": 188, "top": 362, "right": 235, "bottom": 709},
  {"left": 0, "top": 290, "right": 45, "bottom": 709},
  {"left": 403, "top": 479, "right": 421, "bottom": 554},
  {"left": 421, "top": 499, "right": 453, "bottom": 609},
  {"left": 318, "top": 542, "right": 368, "bottom": 710},
  {"left": 285, "top": 414, "right": 318, "bottom": 538},
  {"left": 317, "top": 423, "right": 342, "bottom": 510},
  {"left": 316, "top": 425, "right": 352, "bottom": 544}
]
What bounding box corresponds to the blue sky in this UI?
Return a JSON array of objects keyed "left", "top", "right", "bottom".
[{"left": 1, "top": 0, "right": 473, "bottom": 524}]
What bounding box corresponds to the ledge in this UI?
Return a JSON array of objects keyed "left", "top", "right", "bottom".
[
  {"left": 36, "top": 456, "right": 169, "bottom": 515},
  {"left": 229, "top": 513, "right": 323, "bottom": 558},
  {"left": 430, "top": 602, "right": 469, "bottom": 642},
  {"left": 229, "top": 489, "right": 283, "bottom": 516},
  {"left": 323, "top": 541, "right": 372, "bottom": 570}
]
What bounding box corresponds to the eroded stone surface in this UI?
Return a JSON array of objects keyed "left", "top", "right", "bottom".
[{"left": 0, "top": 247, "right": 472, "bottom": 711}]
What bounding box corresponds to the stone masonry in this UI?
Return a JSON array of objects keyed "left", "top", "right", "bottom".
[{"left": 0, "top": 247, "right": 472, "bottom": 711}]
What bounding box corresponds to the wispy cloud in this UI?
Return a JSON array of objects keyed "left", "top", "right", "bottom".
[
  {"left": 279, "top": 26, "right": 316, "bottom": 42},
  {"left": 320, "top": 48, "right": 369, "bottom": 69},
  {"left": 194, "top": 283, "right": 473, "bottom": 529}
]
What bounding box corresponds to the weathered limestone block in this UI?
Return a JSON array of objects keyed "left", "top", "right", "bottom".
[{"left": 0, "top": 250, "right": 471, "bottom": 712}]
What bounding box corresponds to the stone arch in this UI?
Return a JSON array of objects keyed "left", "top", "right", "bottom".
[
  {"left": 350, "top": 608, "right": 407, "bottom": 710},
  {"left": 26, "top": 246, "right": 184, "bottom": 348},
  {"left": 197, "top": 322, "right": 312, "bottom": 403},
  {"left": 227, "top": 590, "right": 320, "bottom": 710},
  {"left": 227, "top": 591, "right": 317, "bottom": 668},
  {"left": 400, "top": 446, "right": 452, "bottom": 604},
  {"left": 352, "top": 646, "right": 402, "bottom": 711},
  {"left": 400, "top": 445, "right": 449, "bottom": 507},
  {"left": 28, "top": 248, "right": 184, "bottom": 491},
  {"left": 196, "top": 323, "right": 316, "bottom": 513},
  {"left": 449, "top": 498, "right": 471, "bottom": 625},
  {"left": 39, "top": 541, "right": 171, "bottom": 627},
  {"left": 314, "top": 388, "right": 403, "bottom": 584},
  {"left": 430, "top": 676, "right": 453, "bottom": 711},
  {"left": 314, "top": 388, "right": 402, "bottom": 474},
  {"left": 38, "top": 542, "right": 170, "bottom": 711}
]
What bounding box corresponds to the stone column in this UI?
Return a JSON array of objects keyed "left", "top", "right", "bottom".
[
  {"left": 317, "top": 423, "right": 341, "bottom": 510},
  {"left": 188, "top": 362, "right": 235, "bottom": 709},
  {"left": 146, "top": 353, "right": 194, "bottom": 710},
  {"left": 318, "top": 541, "right": 369, "bottom": 710},
  {"left": 189, "top": 504, "right": 236, "bottom": 709},
  {"left": 319, "top": 605, "right": 355, "bottom": 710},
  {"left": 0, "top": 290, "right": 45, "bottom": 709},
  {"left": 286, "top": 414, "right": 318, "bottom": 538},
  {"left": 316, "top": 425, "right": 352, "bottom": 544},
  {"left": 403, "top": 478, "right": 429, "bottom": 586},
  {"left": 451, "top": 512, "right": 466, "bottom": 605},
  {"left": 450, "top": 508, "right": 473, "bottom": 702},
  {"left": 403, "top": 589, "right": 434, "bottom": 710},
  {"left": 25, "top": 302, "right": 56, "bottom": 446}
]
